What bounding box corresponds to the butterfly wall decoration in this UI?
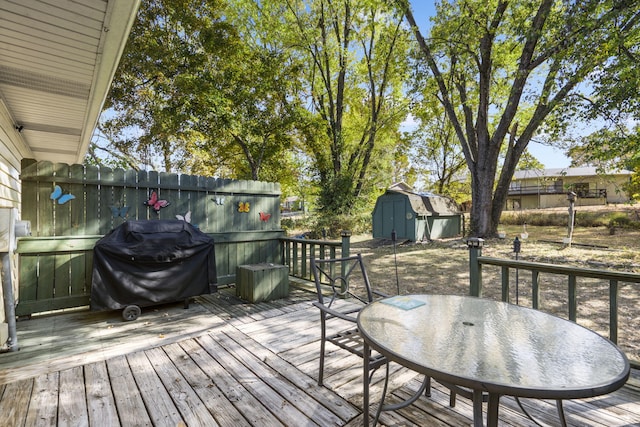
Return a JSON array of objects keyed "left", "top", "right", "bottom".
[
  {"left": 238, "top": 202, "right": 250, "bottom": 213},
  {"left": 50, "top": 185, "right": 75, "bottom": 204},
  {"left": 259, "top": 212, "right": 271, "bottom": 222},
  {"left": 176, "top": 211, "right": 191, "bottom": 223},
  {"left": 144, "top": 191, "right": 170, "bottom": 212},
  {"left": 212, "top": 196, "right": 225, "bottom": 205},
  {"left": 110, "top": 206, "right": 129, "bottom": 219}
]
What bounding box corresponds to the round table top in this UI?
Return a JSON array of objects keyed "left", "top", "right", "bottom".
[{"left": 357, "top": 294, "right": 630, "bottom": 399}]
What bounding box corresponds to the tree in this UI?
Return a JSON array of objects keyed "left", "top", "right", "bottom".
[
  {"left": 407, "top": 92, "right": 468, "bottom": 201},
  {"left": 398, "top": 0, "right": 640, "bottom": 237},
  {"left": 99, "top": 0, "right": 233, "bottom": 171},
  {"left": 515, "top": 151, "right": 545, "bottom": 171},
  {"left": 285, "top": 0, "right": 412, "bottom": 217},
  {"left": 567, "top": 128, "right": 640, "bottom": 168},
  {"left": 185, "top": 0, "right": 306, "bottom": 181},
  {"left": 567, "top": 6, "right": 640, "bottom": 172},
  {"left": 96, "top": 0, "right": 304, "bottom": 182}
]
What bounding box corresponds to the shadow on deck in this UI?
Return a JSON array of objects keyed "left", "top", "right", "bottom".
[{"left": 0, "top": 285, "right": 638, "bottom": 426}]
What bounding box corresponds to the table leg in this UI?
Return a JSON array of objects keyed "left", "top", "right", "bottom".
[
  {"left": 487, "top": 393, "right": 500, "bottom": 427},
  {"left": 363, "top": 341, "right": 370, "bottom": 427},
  {"left": 472, "top": 389, "right": 484, "bottom": 427}
]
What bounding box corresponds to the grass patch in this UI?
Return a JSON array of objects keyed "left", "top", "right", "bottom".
[{"left": 500, "top": 208, "right": 640, "bottom": 228}]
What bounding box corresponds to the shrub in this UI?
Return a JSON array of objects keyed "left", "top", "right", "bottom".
[
  {"left": 311, "top": 213, "right": 371, "bottom": 238},
  {"left": 609, "top": 213, "right": 631, "bottom": 228},
  {"left": 501, "top": 209, "right": 639, "bottom": 228}
]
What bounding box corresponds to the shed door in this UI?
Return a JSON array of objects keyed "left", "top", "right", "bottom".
[{"left": 378, "top": 199, "right": 406, "bottom": 239}]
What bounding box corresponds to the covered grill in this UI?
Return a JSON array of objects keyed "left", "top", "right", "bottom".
[{"left": 91, "top": 220, "right": 217, "bottom": 320}]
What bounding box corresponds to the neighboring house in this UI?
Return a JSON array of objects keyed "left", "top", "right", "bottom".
[
  {"left": 506, "top": 167, "right": 633, "bottom": 210},
  {"left": 281, "top": 196, "right": 305, "bottom": 214},
  {"left": 0, "top": 1, "right": 140, "bottom": 348}
]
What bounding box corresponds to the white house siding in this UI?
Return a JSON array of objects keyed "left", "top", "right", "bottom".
[{"left": 0, "top": 99, "right": 33, "bottom": 346}]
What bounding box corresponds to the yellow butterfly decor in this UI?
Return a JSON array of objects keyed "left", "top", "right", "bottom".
[{"left": 238, "top": 202, "right": 250, "bottom": 213}]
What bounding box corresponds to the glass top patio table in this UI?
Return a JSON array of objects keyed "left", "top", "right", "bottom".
[{"left": 357, "top": 294, "right": 630, "bottom": 427}]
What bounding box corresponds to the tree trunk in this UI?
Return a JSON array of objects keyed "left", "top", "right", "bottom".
[{"left": 470, "top": 174, "right": 495, "bottom": 237}]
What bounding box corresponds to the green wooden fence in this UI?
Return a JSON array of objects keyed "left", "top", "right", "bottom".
[{"left": 16, "top": 159, "right": 283, "bottom": 316}]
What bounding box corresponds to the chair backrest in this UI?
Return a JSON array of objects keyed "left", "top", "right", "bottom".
[{"left": 310, "top": 253, "right": 375, "bottom": 308}]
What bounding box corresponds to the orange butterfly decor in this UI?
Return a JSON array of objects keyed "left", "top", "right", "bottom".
[
  {"left": 238, "top": 202, "right": 250, "bottom": 213},
  {"left": 144, "top": 191, "right": 170, "bottom": 212},
  {"left": 259, "top": 212, "right": 271, "bottom": 222}
]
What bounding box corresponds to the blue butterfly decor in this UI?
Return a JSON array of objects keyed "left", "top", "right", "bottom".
[
  {"left": 110, "top": 206, "right": 129, "bottom": 219},
  {"left": 50, "top": 185, "right": 75, "bottom": 204}
]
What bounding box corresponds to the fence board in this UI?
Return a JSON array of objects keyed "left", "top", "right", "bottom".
[
  {"left": 70, "top": 164, "right": 85, "bottom": 235},
  {"left": 99, "top": 166, "right": 114, "bottom": 234},
  {"left": 38, "top": 162, "right": 54, "bottom": 237},
  {"left": 53, "top": 163, "right": 72, "bottom": 236},
  {"left": 109, "top": 168, "right": 126, "bottom": 231},
  {"left": 123, "top": 168, "right": 138, "bottom": 222},
  {"left": 160, "top": 172, "right": 179, "bottom": 221},
  {"left": 208, "top": 177, "right": 224, "bottom": 233},
  {"left": 85, "top": 165, "right": 100, "bottom": 235},
  {"left": 54, "top": 253, "right": 71, "bottom": 299},
  {"left": 37, "top": 255, "right": 55, "bottom": 304},
  {"left": 69, "top": 252, "right": 87, "bottom": 296},
  {"left": 18, "top": 255, "right": 38, "bottom": 307}
]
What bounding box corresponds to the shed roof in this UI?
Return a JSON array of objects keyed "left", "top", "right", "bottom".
[{"left": 386, "top": 188, "right": 460, "bottom": 216}]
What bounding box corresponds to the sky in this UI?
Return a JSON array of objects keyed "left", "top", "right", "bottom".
[{"left": 407, "top": 1, "right": 572, "bottom": 169}]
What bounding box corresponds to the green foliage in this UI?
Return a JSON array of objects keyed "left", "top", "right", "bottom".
[
  {"left": 281, "top": 211, "right": 370, "bottom": 238},
  {"left": 96, "top": 0, "right": 236, "bottom": 171},
  {"left": 569, "top": 127, "right": 640, "bottom": 171},
  {"left": 516, "top": 151, "right": 545, "bottom": 171},
  {"left": 500, "top": 210, "right": 640, "bottom": 229},
  {"left": 286, "top": 0, "right": 412, "bottom": 220},
  {"left": 608, "top": 213, "right": 632, "bottom": 229},
  {"left": 310, "top": 213, "right": 372, "bottom": 239},
  {"left": 407, "top": 91, "right": 469, "bottom": 199},
  {"left": 624, "top": 163, "right": 640, "bottom": 202},
  {"left": 94, "top": 0, "right": 304, "bottom": 182}
]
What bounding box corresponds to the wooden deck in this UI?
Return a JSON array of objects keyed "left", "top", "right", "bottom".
[{"left": 0, "top": 285, "right": 639, "bottom": 426}]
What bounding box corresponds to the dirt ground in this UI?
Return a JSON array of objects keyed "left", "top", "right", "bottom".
[{"left": 346, "top": 223, "right": 640, "bottom": 363}]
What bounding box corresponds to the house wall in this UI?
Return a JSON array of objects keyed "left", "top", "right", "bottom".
[
  {"left": 0, "top": 101, "right": 33, "bottom": 347},
  {"left": 600, "top": 176, "right": 631, "bottom": 204}
]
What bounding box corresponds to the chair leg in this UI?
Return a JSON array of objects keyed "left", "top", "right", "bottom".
[
  {"left": 450, "top": 391, "right": 457, "bottom": 407},
  {"left": 424, "top": 376, "right": 431, "bottom": 397},
  {"left": 318, "top": 316, "right": 326, "bottom": 386}
]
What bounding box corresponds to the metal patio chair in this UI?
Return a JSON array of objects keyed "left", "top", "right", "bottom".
[{"left": 310, "top": 254, "right": 389, "bottom": 386}]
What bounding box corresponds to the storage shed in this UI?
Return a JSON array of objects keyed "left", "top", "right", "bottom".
[{"left": 372, "top": 186, "right": 463, "bottom": 241}]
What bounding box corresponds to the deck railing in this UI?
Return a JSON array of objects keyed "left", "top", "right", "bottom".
[
  {"left": 468, "top": 240, "right": 640, "bottom": 366},
  {"left": 507, "top": 184, "right": 606, "bottom": 199},
  {"left": 279, "top": 231, "right": 352, "bottom": 281}
]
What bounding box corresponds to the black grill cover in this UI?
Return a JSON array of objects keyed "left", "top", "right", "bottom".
[{"left": 91, "top": 220, "right": 217, "bottom": 311}]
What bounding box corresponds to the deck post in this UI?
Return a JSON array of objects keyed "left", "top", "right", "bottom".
[
  {"left": 467, "top": 238, "right": 484, "bottom": 297},
  {"left": 340, "top": 230, "right": 351, "bottom": 295}
]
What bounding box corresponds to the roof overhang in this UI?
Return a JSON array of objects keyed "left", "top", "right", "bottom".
[{"left": 0, "top": 0, "right": 140, "bottom": 164}]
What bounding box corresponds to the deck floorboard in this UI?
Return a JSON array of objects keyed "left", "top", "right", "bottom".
[{"left": 0, "top": 286, "right": 638, "bottom": 426}]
